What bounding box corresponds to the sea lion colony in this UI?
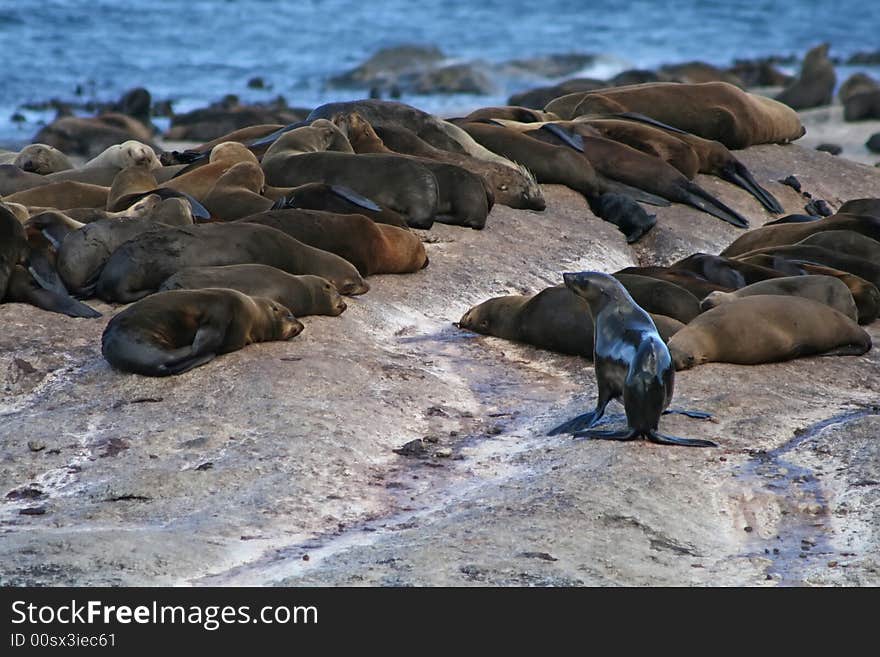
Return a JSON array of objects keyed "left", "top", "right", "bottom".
[{"left": 1, "top": 83, "right": 877, "bottom": 447}]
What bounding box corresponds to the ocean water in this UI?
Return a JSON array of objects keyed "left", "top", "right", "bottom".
[{"left": 1, "top": 0, "right": 878, "bottom": 147}]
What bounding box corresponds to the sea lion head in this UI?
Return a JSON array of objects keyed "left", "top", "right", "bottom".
[
  {"left": 699, "top": 290, "right": 732, "bottom": 312},
  {"left": 209, "top": 141, "right": 258, "bottom": 164},
  {"left": 310, "top": 119, "right": 354, "bottom": 153},
  {"left": 115, "top": 140, "right": 161, "bottom": 169},
  {"left": 562, "top": 271, "right": 626, "bottom": 309},
  {"left": 304, "top": 274, "right": 347, "bottom": 316},
  {"left": 254, "top": 297, "right": 304, "bottom": 341},
  {"left": 14, "top": 143, "right": 73, "bottom": 175},
  {"left": 457, "top": 296, "right": 523, "bottom": 340}
]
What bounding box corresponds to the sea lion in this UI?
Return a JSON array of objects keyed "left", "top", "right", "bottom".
[
  {"left": 837, "top": 199, "right": 880, "bottom": 218},
  {"left": 95, "top": 223, "right": 369, "bottom": 302},
  {"left": 159, "top": 266, "right": 347, "bottom": 317},
  {"left": 0, "top": 164, "right": 50, "bottom": 196},
  {"left": 763, "top": 214, "right": 819, "bottom": 226},
  {"left": 546, "top": 272, "right": 715, "bottom": 447},
  {"left": 260, "top": 119, "right": 353, "bottom": 159},
  {"left": 733, "top": 257, "right": 880, "bottom": 324},
  {"left": 508, "top": 121, "right": 750, "bottom": 227},
  {"left": 269, "top": 183, "right": 409, "bottom": 228},
  {"left": 0, "top": 203, "right": 29, "bottom": 299},
  {"left": 838, "top": 73, "right": 879, "bottom": 104},
  {"left": 33, "top": 113, "right": 157, "bottom": 158},
  {"left": 798, "top": 230, "right": 880, "bottom": 262},
  {"left": 4, "top": 180, "right": 110, "bottom": 210},
  {"left": 261, "top": 151, "right": 440, "bottom": 229},
  {"left": 546, "top": 82, "right": 805, "bottom": 149},
  {"left": 588, "top": 193, "right": 656, "bottom": 243},
  {"left": 613, "top": 273, "right": 701, "bottom": 323},
  {"left": 668, "top": 295, "right": 871, "bottom": 370},
  {"left": 733, "top": 244, "right": 880, "bottom": 289},
  {"left": 720, "top": 213, "right": 880, "bottom": 257},
  {"left": 614, "top": 266, "right": 733, "bottom": 299},
  {"left": 669, "top": 253, "right": 787, "bottom": 289},
  {"left": 81, "top": 140, "right": 161, "bottom": 170},
  {"left": 569, "top": 116, "right": 783, "bottom": 213},
  {"left": 700, "top": 275, "right": 858, "bottom": 322},
  {"left": 775, "top": 43, "right": 836, "bottom": 110},
  {"left": 371, "top": 123, "right": 545, "bottom": 211},
  {"left": 240, "top": 209, "right": 428, "bottom": 275},
  {"left": 3, "top": 264, "right": 101, "bottom": 318},
  {"left": 462, "top": 106, "right": 560, "bottom": 123},
  {"left": 456, "top": 285, "right": 683, "bottom": 358},
  {"left": 0, "top": 144, "right": 73, "bottom": 174},
  {"left": 843, "top": 89, "right": 880, "bottom": 121},
  {"left": 307, "top": 99, "right": 521, "bottom": 169},
  {"left": 101, "top": 288, "right": 304, "bottom": 376},
  {"left": 161, "top": 142, "right": 258, "bottom": 202},
  {"left": 203, "top": 162, "right": 272, "bottom": 220}
]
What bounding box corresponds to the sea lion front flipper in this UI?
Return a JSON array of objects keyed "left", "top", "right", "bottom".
[
  {"left": 547, "top": 397, "right": 611, "bottom": 436},
  {"left": 6, "top": 266, "right": 101, "bottom": 318},
  {"left": 680, "top": 182, "right": 750, "bottom": 228},
  {"left": 648, "top": 431, "right": 718, "bottom": 448},
  {"left": 611, "top": 112, "right": 691, "bottom": 136},
  {"left": 159, "top": 352, "right": 217, "bottom": 376},
  {"left": 539, "top": 124, "right": 585, "bottom": 152},
  {"left": 720, "top": 161, "right": 784, "bottom": 215},
  {"left": 599, "top": 179, "right": 672, "bottom": 207},
  {"left": 329, "top": 185, "right": 383, "bottom": 212},
  {"left": 662, "top": 408, "right": 713, "bottom": 420},
  {"left": 572, "top": 428, "right": 637, "bottom": 441},
  {"left": 26, "top": 250, "right": 69, "bottom": 296},
  {"left": 190, "top": 322, "right": 226, "bottom": 355}
]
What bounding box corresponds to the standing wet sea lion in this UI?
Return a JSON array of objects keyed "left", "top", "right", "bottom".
[
  {"left": 547, "top": 271, "right": 716, "bottom": 447},
  {"left": 101, "top": 288, "right": 304, "bottom": 376}
]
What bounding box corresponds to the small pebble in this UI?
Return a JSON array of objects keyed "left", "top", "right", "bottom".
[
  {"left": 744, "top": 525, "right": 754, "bottom": 533},
  {"left": 27, "top": 441, "right": 46, "bottom": 452}
]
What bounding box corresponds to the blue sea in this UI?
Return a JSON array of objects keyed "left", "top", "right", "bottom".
[{"left": 1, "top": 0, "right": 878, "bottom": 148}]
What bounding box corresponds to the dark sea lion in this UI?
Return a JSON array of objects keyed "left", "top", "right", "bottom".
[
  {"left": 101, "top": 288, "right": 304, "bottom": 376},
  {"left": 456, "top": 285, "right": 683, "bottom": 358},
  {"left": 613, "top": 273, "right": 701, "bottom": 323},
  {"left": 5, "top": 181, "right": 110, "bottom": 210},
  {"left": 516, "top": 122, "right": 751, "bottom": 227},
  {"left": 668, "top": 295, "right": 871, "bottom": 370},
  {"left": 240, "top": 209, "right": 428, "bottom": 275},
  {"left": 269, "top": 182, "right": 410, "bottom": 228},
  {"left": 838, "top": 73, "right": 879, "bottom": 104},
  {"left": 508, "top": 78, "right": 607, "bottom": 110},
  {"left": 775, "top": 43, "right": 836, "bottom": 110},
  {"left": 307, "top": 99, "right": 518, "bottom": 168},
  {"left": 721, "top": 214, "right": 880, "bottom": 257},
  {"left": 462, "top": 106, "right": 559, "bottom": 123},
  {"left": 0, "top": 203, "right": 29, "bottom": 299},
  {"left": 700, "top": 275, "right": 858, "bottom": 322},
  {"left": 261, "top": 151, "right": 440, "bottom": 229},
  {"left": 732, "top": 244, "right": 880, "bottom": 289},
  {"left": 798, "top": 230, "right": 880, "bottom": 262},
  {"left": 371, "top": 123, "right": 545, "bottom": 211},
  {"left": 763, "top": 214, "right": 819, "bottom": 226},
  {"left": 669, "top": 253, "right": 787, "bottom": 289},
  {"left": 203, "top": 162, "right": 272, "bottom": 220},
  {"left": 837, "top": 199, "right": 880, "bottom": 218},
  {"left": 843, "top": 89, "right": 880, "bottom": 121},
  {"left": 588, "top": 193, "right": 656, "bottom": 243},
  {"left": 734, "top": 257, "right": 880, "bottom": 324},
  {"left": 546, "top": 272, "right": 715, "bottom": 447},
  {"left": 3, "top": 264, "right": 101, "bottom": 318},
  {"left": 546, "top": 82, "right": 804, "bottom": 149},
  {"left": 614, "top": 266, "right": 733, "bottom": 299},
  {"left": 159, "top": 266, "right": 347, "bottom": 317},
  {"left": 95, "top": 223, "right": 368, "bottom": 303}
]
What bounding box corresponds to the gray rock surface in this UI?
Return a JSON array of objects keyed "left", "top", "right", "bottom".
[{"left": 1, "top": 144, "right": 879, "bottom": 586}]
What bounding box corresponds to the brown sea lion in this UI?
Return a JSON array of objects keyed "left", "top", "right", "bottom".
[
  {"left": 457, "top": 285, "right": 683, "bottom": 359},
  {"left": 669, "top": 253, "right": 787, "bottom": 288},
  {"left": 240, "top": 209, "right": 428, "bottom": 275},
  {"left": 33, "top": 113, "right": 157, "bottom": 158},
  {"left": 0, "top": 164, "right": 50, "bottom": 196},
  {"left": 0, "top": 144, "right": 73, "bottom": 174},
  {"left": 5, "top": 181, "right": 110, "bottom": 210},
  {"left": 775, "top": 43, "right": 836, "bottom": 110},
  {"left": 101, "top": 288, "right": 304, "bottom": 376},
  {"left": 545, "top": 81, "right": 805, "bottom": 149},
  {"left": 668, "top": 296, "right": 871, "bottom": 370},
  {"left": 462, "top": 106, "right": 560, "bottom": 123},
  {"left": 82, "top": 140, "right": 161, "bottom": 170},
  {"left": 0, "top": 203, "right": 28, "bottom": 299},
  {"left": 261, "top": 151, "right": 440, "bottom": 229},
  {"left": 615, "top": 265, "right": 733, "bottom": 299},
  {"left": 837, "top": 199, "right": 880, "bottom": 218},
  {"left": 267, "top": 183, "right": 410, "bottom": 228},
  {"left": 798, "top": 230, "right": 880, "bottom": 262},
  {"left": 159, "top": 266, "right": 347, "bottom": 317},
  {"left": 203, "top": 162, "right": 272, "bottom": 220},
  {"left": 732, "top": 244, "right": 880, "bottom": 289},
  {"left": 613, "top": 273, "right": 701, "bottom": 323},
  {"left": 260, "top": 119, "right": 353, "bottom": 159},
  {"left": 161, "top": 142, "right": 259, "bottom": 202},
  {"left": 721, "top": 214, "right": 880, "bottom": 257},
  {"left": 700, "top": 275, "right": 858, "bottom": 322},
  {"left": 95, "top": 223, "right": 369, "bottom": 302}
]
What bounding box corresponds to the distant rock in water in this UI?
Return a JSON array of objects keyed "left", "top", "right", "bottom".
[
  {"left": 838, "top": 73, "right": 879, "bottom": 103},
  {"left": 607, "top": 69, "right": 666, "bottom": 86},
  {"left": 728, "top": 58, "right": 793, "bottom": 88},
  {"left": 398, "top": 62, "right": 495, "bottom": 95},
  {"left": 329, "top": 45, "right": 445, "bottom": 89},
  {"left": 659, "top": 61, "right": 744, "bottom": 87},
  {"left": 499, "top": 53, "right": 598, "bottom": 79},
  {"left": 166, "top": 96, "right": 309, "bottom": 142},
  {"left": 508, "top": 78, "right": 606, "bottom": 110},
  {"left": 866, "top": 133, "right": 880, "bottom": 153},
  {"left": 847, "top": 50, "right": 880, "bottom": 65},
  {"left": 776, "top": 43, "right": 836, "bottom": 110}
]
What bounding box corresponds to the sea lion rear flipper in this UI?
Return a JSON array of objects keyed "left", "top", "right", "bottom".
[
  {"left": 328, "top": 185, "right": 383, "bottom": 212},
  {"left": 720, "top": 161, "right": 784, "bottom": 214},
  {"left": 648, "top": 431, "right": 717, "bottom": 448},
  {"left": 26, "top": 250, "right": 69, "bottom": 296},
  {"left": 6, "top": 267, "right": 101, "bottom": 318},
  {"left": 547, "top": 399, "right": 610, "bottom": 436},
  {"left": 681, "top": 182, "right": 750, "bottom": 228},
  {"left": 611, "top": 112, "right": 691, "bottom": 136},
  {"left": 662, "top": 408, "right": 713, "bottom": 420},
  {"left": 159, "top": 352, "right": 217, "bottom": 376},
  {"left": 539, "top": 124, "right": 585, "bottom": 152},
  {"left": 599, "top": 180, "right": 672, "bottom": 207}
]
